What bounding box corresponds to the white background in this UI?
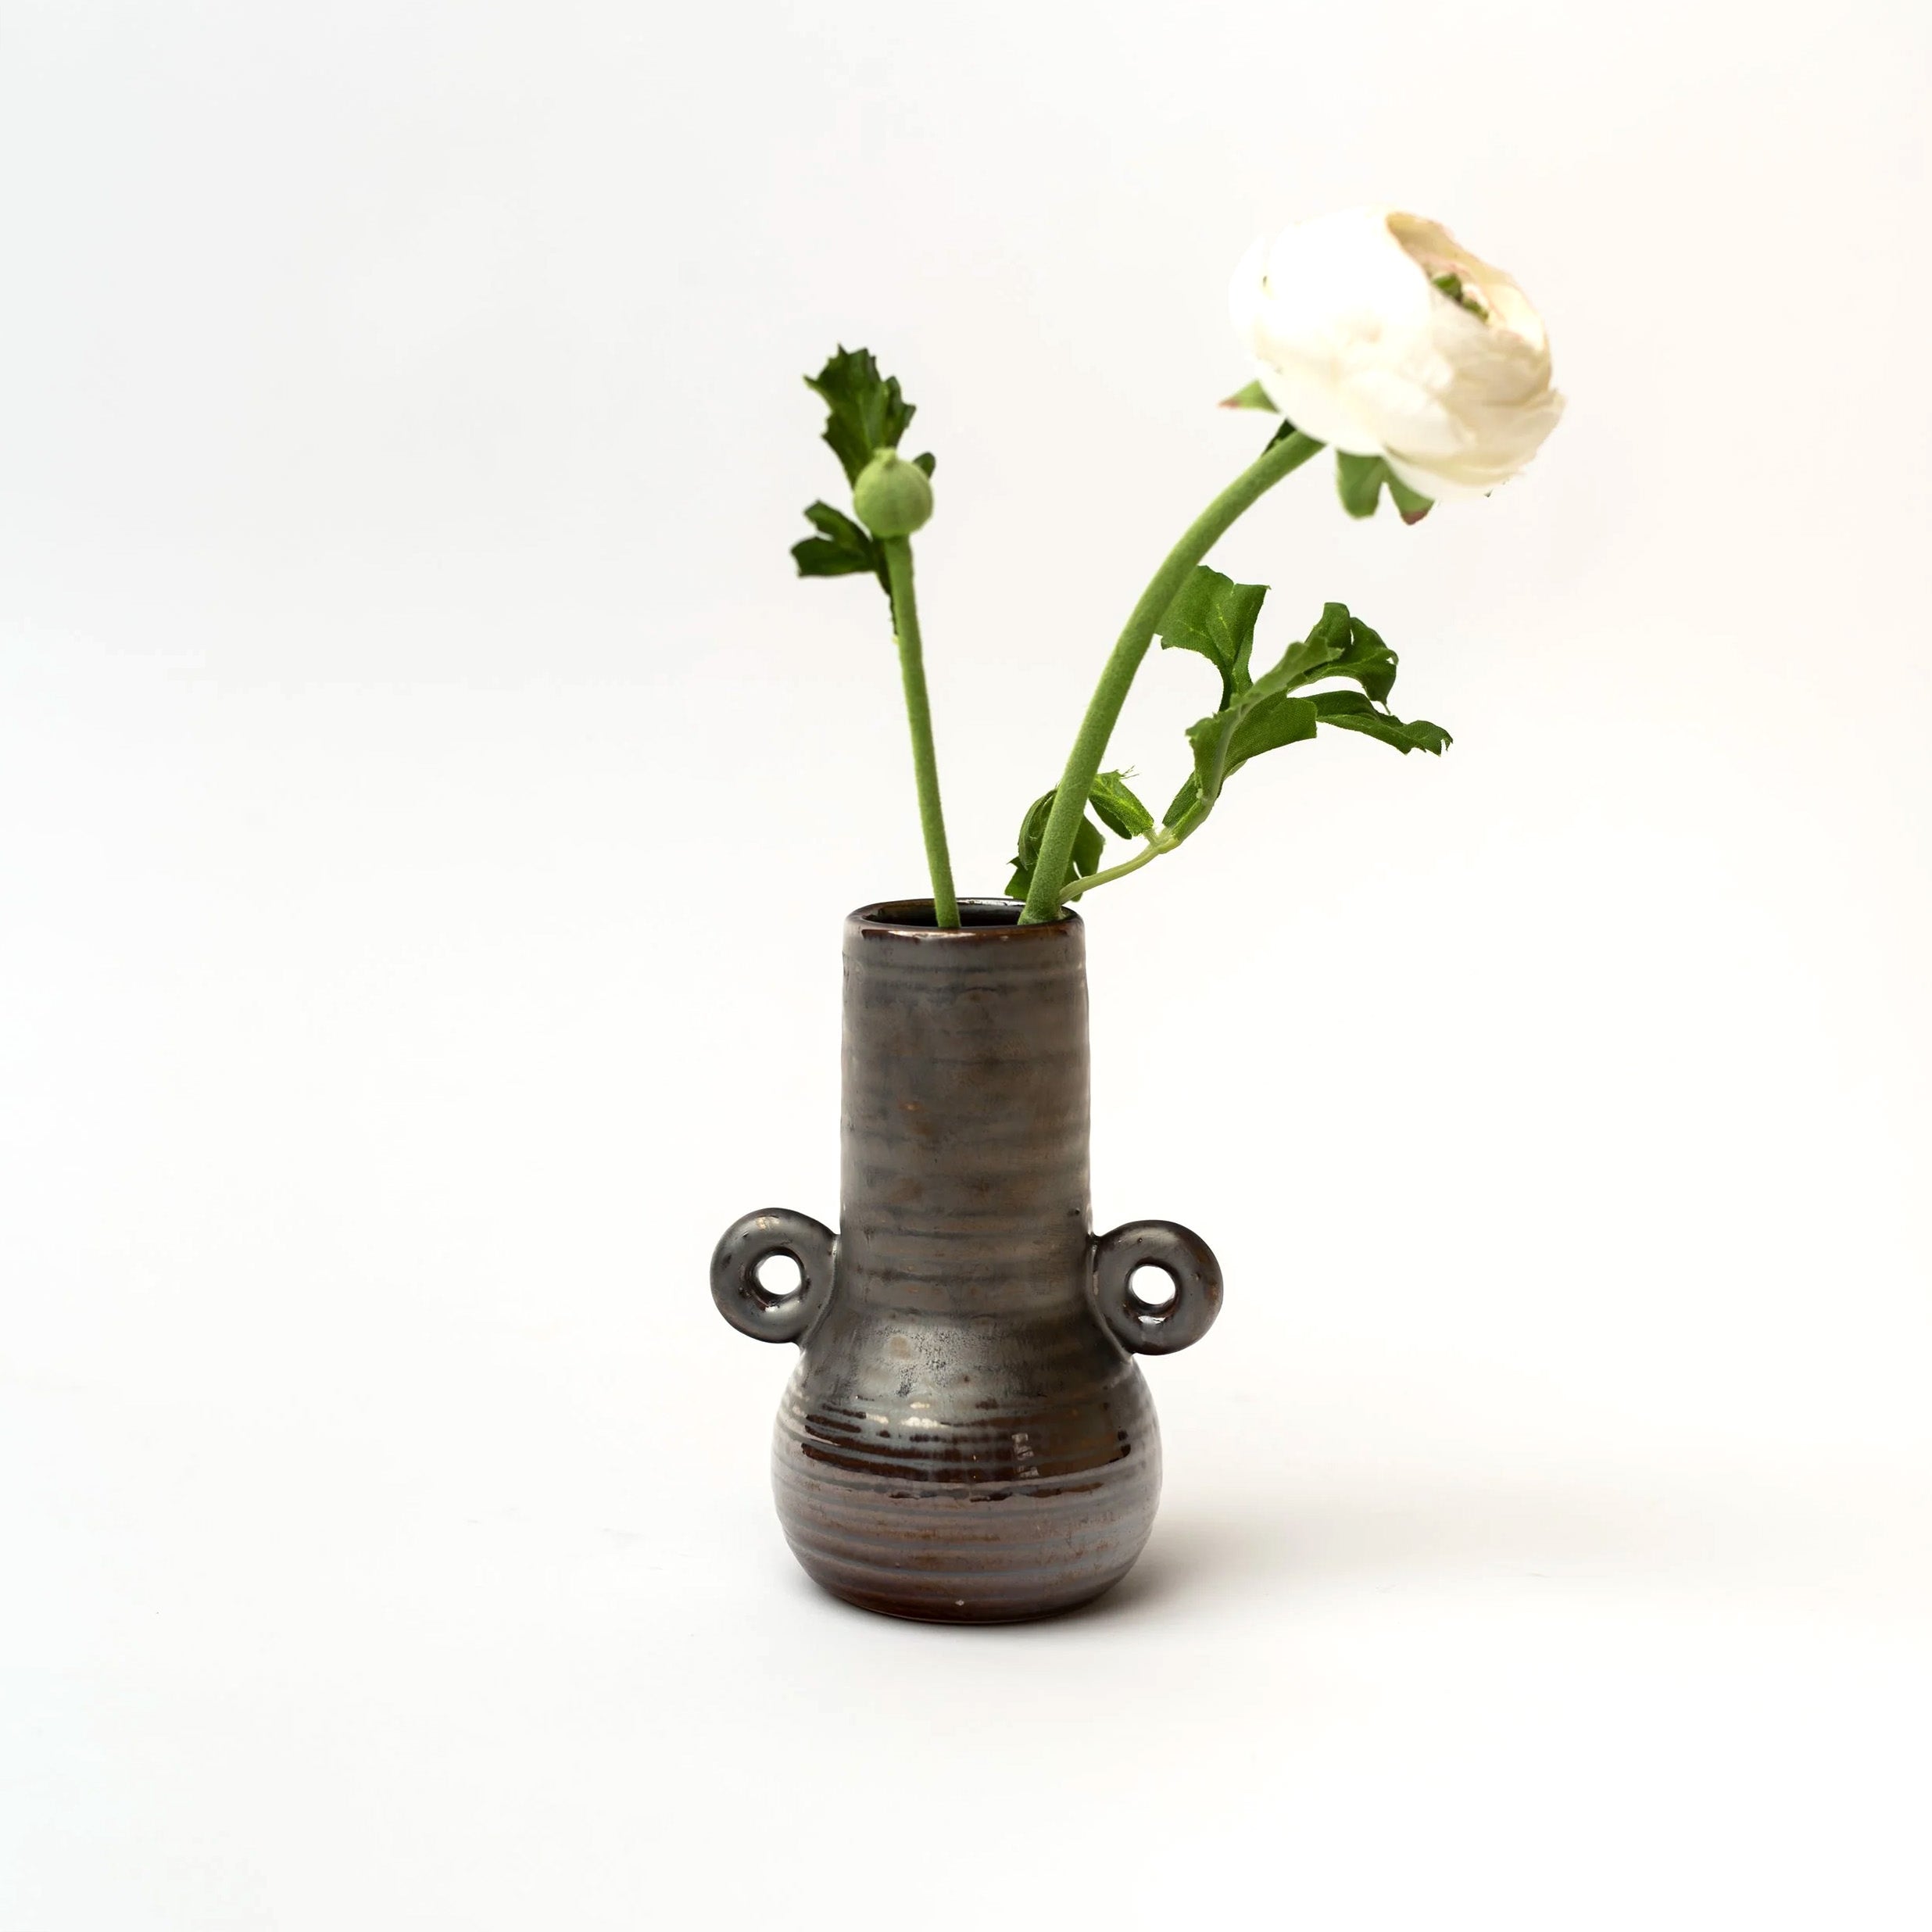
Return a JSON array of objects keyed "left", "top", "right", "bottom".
[{"left": 4, "top": 2, "right": 1929, "bottom": 1926}]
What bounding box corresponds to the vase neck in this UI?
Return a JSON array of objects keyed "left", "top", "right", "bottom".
[{"left": 837, "top": 910, "right": 1089, "bottom": 1315}]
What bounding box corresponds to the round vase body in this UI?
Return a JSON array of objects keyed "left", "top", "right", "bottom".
[{"left": 712, "top": 901, "right": 1220, "bottom": 1624}]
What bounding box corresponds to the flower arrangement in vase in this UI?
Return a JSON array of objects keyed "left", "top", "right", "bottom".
[{"left": 711, "top": 207, "right": 1564, "bottom": 1622}]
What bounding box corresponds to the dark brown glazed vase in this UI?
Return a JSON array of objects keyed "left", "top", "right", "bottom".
[{"left": 711, "top": 899, "right": 1221, "bottom": 1623}]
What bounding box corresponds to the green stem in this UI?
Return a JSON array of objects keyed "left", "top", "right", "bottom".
[
  {"left": 1061, "top": 800, "right": 1211, "bottom": 900},
  {"left": 1018, "top": 429, "right": 1324, "bottom": 923},
  {"left": 882, "top": 535, "right": 959, "bottom": 928}
]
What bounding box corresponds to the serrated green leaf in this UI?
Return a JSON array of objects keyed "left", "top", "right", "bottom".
[
  {"left": 1218, "top": 379, "right": 1279, "bottom": 411},
  {"left": 1306, "top": 614, "right": 1400, "bottom": 704},
  {"left": 792, "top": 499, "right": 887, "bottom": 589},
  {"left": 1307, "top": 602, "right": 1354, "bottom": 657},
  {"left": 1172, "top": 592, "right": 1343, "bottom": 812},
  {"left": 1154, "top": 592, "right": 1442, "bottom": 846},
  {"left": 1156, "top": 565, "right": 1268, "bottom": 709},
  {"left": 1250, "top": 635, "right": 1342, "bottom": 697},
  {"left": 1244, "top": 600, "right": 1351, "bottom": 701},
  {"left": 792, "top": 537, "right": 875, "bottom": 579},
  {"left": 803, "top": 346, "right": 917, "bottom": 485},
  {"left": 1225, "top": 693, "right": 1319, "bottom": 767},
  {"left": 1308, "top": 690, "right": 1377, "bottom": 718},
  {"left": 1089, "top": 771, "right": 1154, "bottom": 841},
  {"left": 1311, "top": 689, "right": 1451, "bottom": 753},
  {"left": 1183, "top": 710, "right": 1239, "bottom": 807},
  {"left": 1182, "top": 687, "right": 1322, "bottom": 815},
  {"left": 1244, "top": 603, "right": 1404, "bottom": 706},
  {"left": 802, "top": 500, "right": 871, "bottom": 546},
  {"left": 1336, "top": 452, "right": 1386, "bottom": 518}
]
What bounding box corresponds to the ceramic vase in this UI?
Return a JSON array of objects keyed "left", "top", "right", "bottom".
[{"left": 711, "top": 899, "right": 1220, "bottom": 1622}]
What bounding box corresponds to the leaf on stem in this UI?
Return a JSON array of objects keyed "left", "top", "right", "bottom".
[
  {"left": 1309, "top": 689, "right": 1451, "bottom": 753},
  {"left": 791, "top": 500, "right": 888, "bottom": 589},
  {"left": 1225, "top": 692, "right": 1322, "bottom": 768},
  {"left": 1183, "top": 693, "right": 1318, "bottom": 811},
  {"left": 1244, "top": 599, "right": 1351, "bottom": 699},
  {"left": 1241, "top": 603, "right": 1400, "bottom": 707},
  {"left": 1325, "top": 617, "right": 1401, "bottom": 703},
  {"left": 1168, "top": 599, "right": 1450, "bottom": 825},
  {"left": 795, "top": 348, "right": 935, "bottom": 600},
  {"left": 1007, "top": 788, "right": 1106, "bottom": 900},
  {"left": 803, "top": 346, "right": 926, "bottom": 485},
  {"left": 1156, "top": 565, "right": 1268, "bottom": 711},
  {"left": 1162, "top": 774, "right": 1201, "bottom": 830},
  {"left": 1089, "top": 771, "right": 1154, "bottom": 840}
]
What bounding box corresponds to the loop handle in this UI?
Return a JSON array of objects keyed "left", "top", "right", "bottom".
[
  {"left": 710, "top": 1209, "right": 837, "bottom": 1345},
  {"left": 1091, "top": 1219, "right": 1222, "bottom": 1356}
]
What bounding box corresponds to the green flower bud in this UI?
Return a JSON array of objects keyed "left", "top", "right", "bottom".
[{"left": 852, "top": 449, "right": 933, "bottom": 538}]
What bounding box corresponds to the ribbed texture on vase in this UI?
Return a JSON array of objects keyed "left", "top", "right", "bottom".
[
  {"left": 839, "top": 906, "right": 1089, "bottom": 1315},
  {"left": 771, "top": 1328, "right": 1161, "bottom": 1623}
]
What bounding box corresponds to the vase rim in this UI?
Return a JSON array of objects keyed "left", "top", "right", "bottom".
[{"left": 849, "top": 897, "right": 1082, "bottom": 939}]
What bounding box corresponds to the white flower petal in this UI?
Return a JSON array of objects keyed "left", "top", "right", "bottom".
[{"left": 1229, "top": 206, "right": 1562, "bottom": 501}]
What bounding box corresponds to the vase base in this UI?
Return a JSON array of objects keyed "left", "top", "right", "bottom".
[{"left": 790, "top": 1549, "right": 1139, "bottom": 1625}]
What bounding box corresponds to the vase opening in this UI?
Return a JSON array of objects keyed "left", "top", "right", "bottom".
[{"left": 853, "top": 897, "right": 1080, "bottom": 935}]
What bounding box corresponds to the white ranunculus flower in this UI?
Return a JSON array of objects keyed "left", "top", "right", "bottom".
[{"left": 1231, "top": 208, "right": 1564, "bottom": 501}]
